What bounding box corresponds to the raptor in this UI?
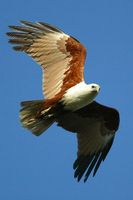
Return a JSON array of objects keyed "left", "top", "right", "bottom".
[{"left": 7, "top": 21, "right": 120, "bottom": 182}]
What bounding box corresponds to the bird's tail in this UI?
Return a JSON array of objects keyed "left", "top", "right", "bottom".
[{"left": 20, "top": 100, "right": 55, "bottom": 136}]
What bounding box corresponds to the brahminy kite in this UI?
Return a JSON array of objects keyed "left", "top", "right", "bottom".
[{"left": 7, "top": 21, "right": 120, "bottom": 182}]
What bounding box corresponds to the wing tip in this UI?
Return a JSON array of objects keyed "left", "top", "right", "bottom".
[{"left": 73, "top": 144, "right": 114, "bottom": 182}]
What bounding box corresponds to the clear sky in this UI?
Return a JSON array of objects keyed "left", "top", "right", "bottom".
[{"left": 1, "top": 0, "right": 133, "bottom": 199}]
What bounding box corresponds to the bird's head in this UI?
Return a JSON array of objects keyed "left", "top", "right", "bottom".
[
  {"left": 86, "top": 83, "right": 100, "bottom": 103},
  {"left": 89, "top": 83, "right": 100, "bottom": 93}
]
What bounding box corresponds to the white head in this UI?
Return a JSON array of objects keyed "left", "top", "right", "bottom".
[
  {"left": 88, "top": 83, "right": 100, "bottom": 93},
  {"left": 86, "top": 83, "right": 100, "bottom": 103}
]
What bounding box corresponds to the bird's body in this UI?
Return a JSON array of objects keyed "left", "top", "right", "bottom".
[{"left": 7, "top": 21, "right": 120, "bottom": 182}]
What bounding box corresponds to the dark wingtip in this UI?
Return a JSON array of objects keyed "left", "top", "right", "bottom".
[
  {"left": 20, "top": 20, "right": 26, "bottom": 24},
  {"left": 73, "top": 159, "right": 78, "bottom": 170},
  {"left": 77, "top": 177, "right": 81, "bottom": 182},
  {"left": 8, "top": 25, "right": 16, "bottom": 30},
  {"left": 6, "top": 32, "right": 12, "bottom": 39},
  {"left": 6, "top": 32, "right": 10, "bottom": 36},
  {"left": 20, "top": 20, "right": 33, "bottom": 26},
  {"left": 84, "top": 177, "right": 87, "bottom": 183}
]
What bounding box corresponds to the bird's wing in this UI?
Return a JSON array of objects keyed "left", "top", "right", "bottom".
[
  {"left": 7, "top": 21, "right": 86, "bottom": 99},
  {"left": 56, "top": 101, "right": 120, "bottom": 182}
]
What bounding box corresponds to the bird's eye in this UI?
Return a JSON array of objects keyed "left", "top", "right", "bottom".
[{"left": 91, "top": 85, "right": 95, "bottom": 89}]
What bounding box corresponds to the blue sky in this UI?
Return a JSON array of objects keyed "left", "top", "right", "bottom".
[{"left": 1, "top": 0, "right": 133, "bottom": 199}]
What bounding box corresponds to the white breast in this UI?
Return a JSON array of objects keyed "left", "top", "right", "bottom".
[{"left": 61, "top": 82, "right": 99, "bottom": 111}]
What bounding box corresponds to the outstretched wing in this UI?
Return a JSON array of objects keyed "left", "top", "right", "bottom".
[
  {"left": 56, "top": 101, "right": 120, "bottom": 182},
  {"left": 7, "top": 21, "right": 86, "bottom": 99}
]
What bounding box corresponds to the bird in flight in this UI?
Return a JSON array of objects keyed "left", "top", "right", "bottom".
[{"left": 7, "top": 21, "right": 120, "bottom": 182}]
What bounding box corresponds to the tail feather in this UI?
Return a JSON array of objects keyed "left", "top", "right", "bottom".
[{"left": 20, "top": 100, "right": 55, "bottom": 136}]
